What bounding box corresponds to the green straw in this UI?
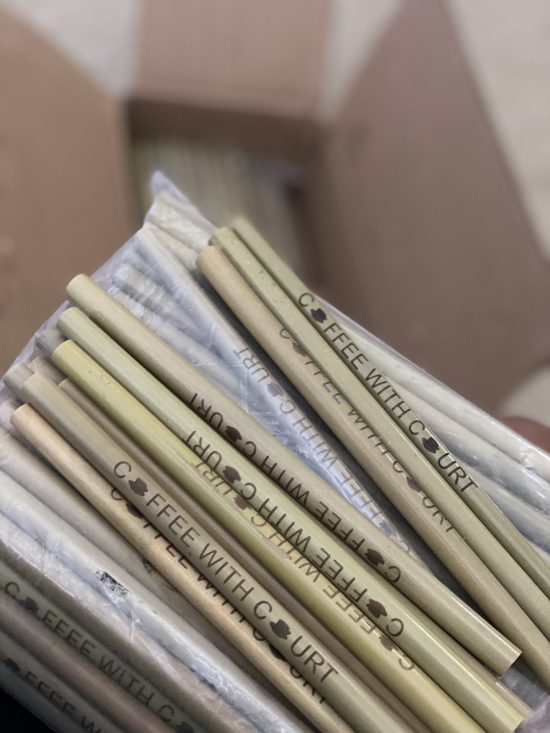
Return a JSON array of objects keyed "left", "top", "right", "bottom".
[
  {"left": 31, "top": 339, "right": 516, "bottom": 733},
  {"left": 18, "top": 371, "right": 415, "bottom": 733},
  {"left": 12, "top": 402, "right": 356, "bottom": 733},
  {"left": 47, "top": 309, "right": 527, "bottom": 732},
  {"left": 197, "top": 244, "right": 550, "bottom": 690},
  {"left": 63, "top": 277, "right": 517, "bottom": 676},
  {"left": 231, "top": 217, "right": 550, "bottom": 600}
]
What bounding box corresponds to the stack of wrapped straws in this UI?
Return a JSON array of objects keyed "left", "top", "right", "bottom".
[{"left": 0, "top": 178, "right": 549, "bottom": 733}]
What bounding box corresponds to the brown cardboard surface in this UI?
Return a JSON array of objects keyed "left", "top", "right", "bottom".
[
  {"left": 1, "top": 0, "right": 548, "bottom": 411},
  {"left": 0, "top": 8, "right": 135, "bottom": 374},
  {"left": 305, "top": 0, "right": 550, "bottom": 411},
  {"left": 127, "top": 100, "right": 322, "bottom": 166},
  {"left": 136, "top": 0, "right": 330, "bottom": 120}
]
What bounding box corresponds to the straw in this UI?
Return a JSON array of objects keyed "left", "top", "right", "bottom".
[
  {"left": 52, "top": 374, "right": 435, "bottom": 733},
  {"left": 53, "top": 309, "right": 532, "bottom": 712},
  {"left": 194, "top": 453, "right": 529, "bottom": 721},
  {"left": 0, "top": 556, "right": 200, "bottom": 732},
  {"left": 66, "top": 274, "right": 413, "bottom": 556},
  {"left": 112, "top": 289, "right": 242, "bottom": 397},
  {"left": 145, "top": 190, "right": 214, "bottom": 251},
  {"left": 112, "top": 262, "right": 211, "bottom": 346},
  {"left": 148, "top": 222, "right": 200, "bottom": 272},
  {"left": 0, "top": 413, "right": 237, "bottom": 659},
  {"left": 0, "top": 627, "right": 124, "bottom": 733},
  {"left": 0, "top": 509, "right": 254, "bottom": 733},
  {"left": 122, "top": 237, "right": 411, "bottom": 547},
  {"left": 0, "top": 470, "right": 276, "bottom": 733},
  {"left": 41, "top": 318, "right": 507, "bottom": 701},
  {"left": 211, "top": 233, "right": 550, "bottom": 632},
  {"left": 54, "top": 371, "right": 393, "bottom": 691},
  {"left": 49, "top": 376, "right": 530, "bottom": 724},
  {"left": 0, "top": 658, "right": 84, "bottom": 733},
  {"left": 339, "top": 306, "right": 550, "bottom": 514},
  {"left": 25, "top": 353, "right": 514, "bottom": 733},
  {"left": 59, "top": 283, "right": 515, "bottom": 674},
  {"left": 392, "top": 379, "right": 550, "bottom": 548},
  {"left": 463, "top": 464, "right": 550, "bottom": 554},
  {"left": 0, "top": 587, "right": 173, "bottom": 733},
  {"left": 17, "top": 373, "right": 413, "bottom": 733},
  {"left": 208, "top": 236, "right": 550, "bottom": 616},
  {"left": 12, "top": 402, "right": 355, "bottom": 733},
  {"left": 31, "top": 355, "right": 65, "bottom": 383},
  {"left": 197, "top": 244, "right": 550, "bottom": 689},
  {"left": 231, "top": 218, "right": 550, "bottom": 599}
]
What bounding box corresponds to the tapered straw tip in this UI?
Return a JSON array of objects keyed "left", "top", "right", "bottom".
[
  {"left": 230, "top": 216, "right": 257, "bottom": 241},
  {"left": 66, "top": 273, "right": 90, "bottom": 299},
  {"left": 58, "top": 306, "right": 84, "bottom": 326},
  {"left": 3, "top": 364, "right": 33, "bottom": 396},
  {"left": 36, "top": 328, "right": 66, "bottom": 357},
  {"left": 209, "top": 227, "right": 239, "bottom": 249},
  {"left": 0, "top": 398, "right": 19, "bottom": 432},
  {"left": 229, "top": 215, "right": 249, "bottom": 231}
]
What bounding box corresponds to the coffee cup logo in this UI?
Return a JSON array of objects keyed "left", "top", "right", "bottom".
[
  {"left": 222, "top": 466, "right": 241, "bottom": 484},
  {"left": 311, "top": 307, "right": 327, "bottom": 323},
  {"left": 367, "top": 600, "right": 387, "bottom": 618},
  {"left": 422, "top": 436, "right": 439, "bottom": 453},
  {"left": 270, "top": 619, "right": 291, "bottom": 639},
  {"left": 128, "top": 477, "right": 148, "bottom": 496},
  {"left": 225, "top": 425, "right": 242, "bottom": 443}
]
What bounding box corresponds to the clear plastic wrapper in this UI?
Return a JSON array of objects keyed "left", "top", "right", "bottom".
[{"left": 0, "top": 173, "right": 548, "bottom": 732}]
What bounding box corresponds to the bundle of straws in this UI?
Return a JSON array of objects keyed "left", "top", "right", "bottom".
[{"left": 0, "top": 179, "right": 549, "bottom": 733}]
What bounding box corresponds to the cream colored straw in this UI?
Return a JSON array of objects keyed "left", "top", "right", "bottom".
[
  {"left": 0, "top": 469, "right": 283, "bottom": 733},
  {"left": 23, "top": 356, "right": 514, "bottom": 733},
  {"left": 392, "top": 379, "right": 550, "bottom": 549},
  {"left": 214, "top": 227, "right": 550, "bottom": 635},
  {"left": 67, "top": 274, "right": 413, "bottom": 553},
  {"left": 131, "top": 232, "right": 408, "bottom": 542},
  {"left": 61, "top": 280, "right": 515, "bottom": 674},
  {"left": 49, "top": 375, "right": 531, "bottom": 723},
  {"left": 0, "top": 588, "right": 173, "bottom": 733},
  {"left": 197, "top": 245, "right": 550, "bottom": 689},
  {"left": 0, "top": 508, "right": 257, "bottom": 733},
  {"left": 52, "top": 373, "right": 433, "bottom": 733},
  {"left": 229, "top": 218, "right": 550, "bottom": 600},
  {"left": 0, "top": 627, "right": 124, "bottom": 733},
  {"left": 41, "top": 319, "right": 517, "bottom": 715},
  {"left": 17, "top": 373, "right": 414, "bottom": 733},
  {"left": 338, "top": 305, "right": 550, "bottom": 513},
  {"left": 0, "top": 557, "right": 200, "bottom": 732},
  {"left": 0, "top": 418, "right": 235, "bottom": 659},
  {"left": 12, "top": 402, "right": 355, "bottom": 733}
]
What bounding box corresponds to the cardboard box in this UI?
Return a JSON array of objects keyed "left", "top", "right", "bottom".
[{"left": 2, "top": 0, "right": 550, "bottom": 412}]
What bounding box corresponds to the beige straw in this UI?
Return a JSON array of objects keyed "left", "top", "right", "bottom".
[
  {"left": 52, "top": 377, "right": 529, "bottom": 722},
  {"left": 197, "top": 244, "right": 550, "bottom": 689},
  {"left": 66, "top": 273, "right": 406, "bottom": 549},
  {"left": 0, "top": 588, "right": 173, "bottom": 733},
  {"left": 0, "top": 627, "right": 124, "bottom": 733},
  {"left": 231, "top": 217, "right": 550, "bottom": 600},
  {"left": 17, "top": 372, "right": 415, "bottom": 733},
  {"left": 56, "top": 375, "right": 436, "bottom": 733},
  {"left": 213, "top": 229, "right": 550, "bottom": 640},
  {"left": 21, "top": 359, "right": 513, "bottom": 733},
  {"left": 60, "top": 283, "right": 517, "bottom": 675},
  {"left": 0, "top": 421, "right": 232, "bottom": 656},
  {"left": 12, "top": 402, "right": 355, "bottom": 733},
  {"left": 0, "top": 505, "right": 257, "bottom": 733},
  {"left": 0, "top": 555, "right": 202, "bottom": 733},
  {"left": 39, "top": 321, "right": 523, "bottom": 728}
]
